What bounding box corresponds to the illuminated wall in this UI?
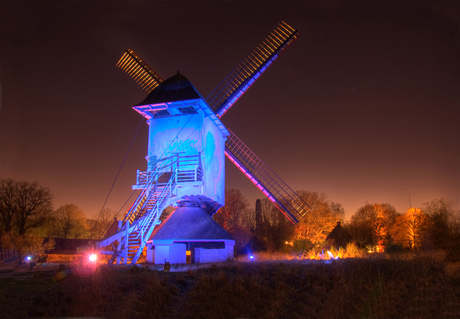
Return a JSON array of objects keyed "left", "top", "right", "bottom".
[
  {"left": 138, "top": 98, "right": 227, "bottom": 206},
  {"left": 147, "top": 113, "right": 202, "bottom": 164},
  {"left": 202, "top": 115, "right": 225, "bottom": 205}
]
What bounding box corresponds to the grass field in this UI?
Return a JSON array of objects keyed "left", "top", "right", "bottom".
[{"left": 1, "top": 252, "right": 460, "bottom": 318}]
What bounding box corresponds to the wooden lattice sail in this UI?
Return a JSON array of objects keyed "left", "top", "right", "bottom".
[
  {"left": 116, "top": 49, "right": 163, "bottom": 93},
  {"left": 206, "top": 21, "right": 300, "bottom": 117}
]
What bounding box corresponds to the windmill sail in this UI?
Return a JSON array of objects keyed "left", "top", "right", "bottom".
[
  {"left": 116, "top": 49, "right": 164, "bottom": 93},
  {"left": 206, "top": 21, "right": 299, "bottom": 117},
  {"left": 225, "top": 129, "right": 310, "bottom": 223}
]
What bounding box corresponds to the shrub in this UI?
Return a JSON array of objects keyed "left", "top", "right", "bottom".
[
  {"left": 344, "top": 242, "right": 364, "bottom": 258},
  {"left": 0, "top": 233, "right": 55, "bottom": 263},
  {"left": 292, "top": 239, "right": 315, "bottom": 253}
]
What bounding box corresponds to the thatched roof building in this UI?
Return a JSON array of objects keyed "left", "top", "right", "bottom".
[
  {"left": 146, "top": 198, "right": 234, "bottom": 264},
  {"left": 325, "top": 222, "right": 352, "bottom": 249}
]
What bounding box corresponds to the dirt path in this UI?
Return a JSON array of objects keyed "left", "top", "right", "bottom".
[{"left": 0, "top": 261, "right": 62, "bottom": 280}]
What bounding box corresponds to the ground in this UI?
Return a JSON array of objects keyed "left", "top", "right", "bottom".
[{"left": 1, "top": 252, "right": 460, "bottom": 318}]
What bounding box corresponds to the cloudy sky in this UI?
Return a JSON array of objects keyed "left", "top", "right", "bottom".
[{"left": 1, "top": 0, "right": 459, "bottom": 220}]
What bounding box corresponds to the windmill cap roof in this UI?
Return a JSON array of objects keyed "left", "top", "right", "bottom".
[{"left": 134, "top": 72, "right": 202, "bottom": 106}]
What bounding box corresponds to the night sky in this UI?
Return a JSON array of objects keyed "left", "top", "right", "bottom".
[{"left": 1, "top": 0, "right": 459, "bottom": 220}]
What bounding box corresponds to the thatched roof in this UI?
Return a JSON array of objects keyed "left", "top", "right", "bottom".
[
  {"left": 325, "top": 222, "right": 352, "bottom": 248},
  {"left": 150, "top": 203, "right": 233, "bottom": 241}
]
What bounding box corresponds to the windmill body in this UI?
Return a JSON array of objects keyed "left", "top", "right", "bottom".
[
  {"left": 98, "top": 73, "right": 233, "bottom": 265},
  {"left": 132, "top": 72, "right": 228, "bottom": 207},
  {"left": 98, "top": 21, "right": 313, "bottom": 265}
]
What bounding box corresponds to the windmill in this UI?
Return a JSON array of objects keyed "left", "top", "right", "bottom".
[{"left": 98, "top": 21, "right": 311, "bottom": 264}]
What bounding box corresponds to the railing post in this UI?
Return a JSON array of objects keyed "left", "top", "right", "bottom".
[
  {"left": 124, "top": 219, "right": 129, "bottom": 264},
  {"left": 116, "top": 240, "right": 121, "bottom": 265},
  {"left": 175, "top": 154, "right": 178, "bottom": 184},
  {"left": 140, "top": 228, "right": 144, "bottom": 248}
]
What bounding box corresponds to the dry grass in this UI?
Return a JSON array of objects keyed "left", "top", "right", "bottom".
[
  {"left": 242, "top": 242, "right": 366, "bottom": 262},
  {"left": 1, "top": 252, "right": 460, "bottom": 318}
]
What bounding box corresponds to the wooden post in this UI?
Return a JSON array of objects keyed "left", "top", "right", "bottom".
[{"left": 124, "top": 220, "right": 129, "bottom": 264}]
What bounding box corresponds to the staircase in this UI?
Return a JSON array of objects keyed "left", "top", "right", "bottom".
[
  {"left": 97, "top": 154, "right": 202, "bottom": 264},
  {"left": 121, "top": 231, "right": 142, "bottom": 264}
]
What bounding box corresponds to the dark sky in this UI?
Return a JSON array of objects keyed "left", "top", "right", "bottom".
[{"left": 1, "top": 0, "right": 459, "bottom": 220}]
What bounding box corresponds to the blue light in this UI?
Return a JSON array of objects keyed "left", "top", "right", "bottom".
[
  {"left": 250, "top": 255, "right": 254, "bottom": 260},
  {"left": 26, "top": 256, "right": 32, "bottom": 261}
]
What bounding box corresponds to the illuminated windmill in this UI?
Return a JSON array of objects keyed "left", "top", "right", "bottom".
[{"left": 98, "top": 21, "right": 311, "bottom": 264}]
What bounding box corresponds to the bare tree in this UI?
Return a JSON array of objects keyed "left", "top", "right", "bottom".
[
  {"left": 349, "top": 203, "right": 396, "bottom": 250},
  {"left": 259, "top": 198, "right": 280, "bottom": 226},
  {"left": 255, "top": 199, "right": 263, "bottom": 231},
  {"left": 48, "top": 204, "right": 88, "bottom": 239},
  {"left": 14, "top": 180, "right": 53, "bottom": 235},
  {"left": 330, "top": 202, "right": 345, "bottom": 220},
  {"left": 0, "top": 179, "right": 16, "bottom": 233},
  {"left": 213, "top": 189, "right": 252, "bottom": 252},
  {"left": 0, "top": 179, "right": 53, "bottom": 235},
  {"left": 253, "top": 198, "right": 294, "bottom": 252},
  {"left": 87, "top": 208, "right": 118, "bottom": 239},
  {"left": 392, "top": 207, "right": 429, "bottom": 249},
  {"left": 294, "top": 190, "right": 342, "bottom": 245},
  {"left": 423, "top": 197, "right": 460, "bottom": 250}
]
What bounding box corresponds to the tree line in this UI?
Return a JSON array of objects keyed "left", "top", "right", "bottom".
[
  {"left": 0, "top": 178, "right": 116, "bottom": 240},
  {"left": 2, "top": 178, "right": 459, "bottom": 259},
  {"left": 347, "top": 198, "right": 460, "bottom": 254},
  {"left": 212, "top": 188, "right": 460, "bottom": 257},
  {"left": 213, "top": 189, "right": 345, "bottom": 253}
]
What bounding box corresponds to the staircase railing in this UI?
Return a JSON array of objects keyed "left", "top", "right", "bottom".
[
  {"left": 125, "top": 154, "right": 180, "bottom": 223},
  {"left": 134, "top": 154, "right": 202, "bottom": 188},
  {"left": 99, "top": 153, "right": 204, "bottom": 264},
  {"left": 124, "top": 167, "right": 161, "bottom": 224},
  {"left": 130, "top": 168, "right": 177, "bottom": 263}
]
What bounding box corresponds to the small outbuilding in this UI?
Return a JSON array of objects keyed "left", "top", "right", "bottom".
[
  {"left": 325, "top": 221, "right": 352, "bottom": 249},
  {"left": 146, "top": 198, "right": 234, "bottom": 264}
]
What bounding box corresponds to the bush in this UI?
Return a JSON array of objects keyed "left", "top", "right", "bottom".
[
  {"left": 0, "top": 233, "right": 55, "bottom": 263},
  {"left": 292, "top": 239, "right": 315, "bottom": 253},
  {"left": 344, "top": 242, "right": 364, "bottom": 258}
]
